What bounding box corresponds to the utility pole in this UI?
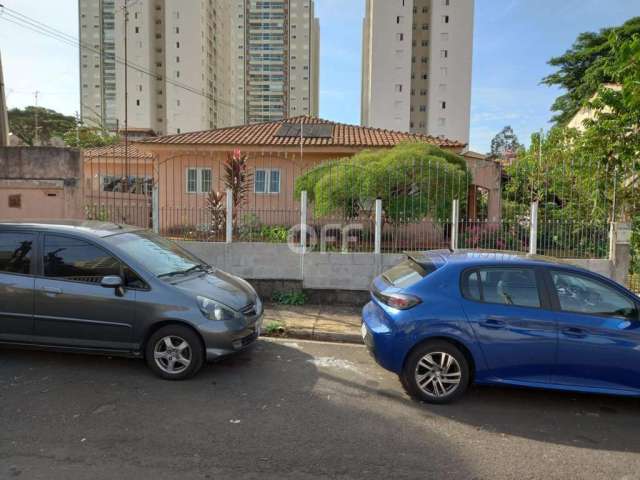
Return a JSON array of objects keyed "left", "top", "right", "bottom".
[
  {"left": 75, "top": 111, "right": 81, "bottom": 147},
  {"left": 124, "top": 0, "right": 129, "bottom": 179},
  {"left": 34, "top": 90, "right": 40, "bottom": 146},
  {"left": 0, "top": 49, "right": 9, "bottom": 147}
]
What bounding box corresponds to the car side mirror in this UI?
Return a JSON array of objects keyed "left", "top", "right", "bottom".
[{"left": 101, "top": 276, "right": 125, "bottom": 297}]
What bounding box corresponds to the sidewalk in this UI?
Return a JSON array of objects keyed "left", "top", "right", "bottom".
[{"left": 262, "top": 304, "right": 363, "bottom": 344}]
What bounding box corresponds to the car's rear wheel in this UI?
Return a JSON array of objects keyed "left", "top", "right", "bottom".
[
  {"left": 400, "top": 340, "right": 470, "bottom": 404},
  {"left": 145, "top": 325, "right": 204, "bottom": 380}
]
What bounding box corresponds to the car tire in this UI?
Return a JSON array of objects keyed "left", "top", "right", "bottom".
[
  {"left": 145, "top": 325, "right": 205, "bottom": 380},
  {"left": 400, "top": 340, "right": 470, "bottom": 404}
]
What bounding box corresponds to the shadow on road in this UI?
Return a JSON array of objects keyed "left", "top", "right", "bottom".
[
  {"left": 319, "top": 367, "right": 640, "bottom": 454},
  {"left": 0, "top": 341, "right": 477, "bottom": 479}
]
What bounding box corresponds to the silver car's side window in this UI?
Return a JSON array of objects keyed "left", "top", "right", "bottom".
[
  {"left": 43, "top": 235, "right": 121, "bottom": 285},
  {"left": 0, "top": 232, "right": 35, "bottom": 275}
]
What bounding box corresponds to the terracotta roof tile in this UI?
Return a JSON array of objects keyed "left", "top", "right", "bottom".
[
  {"left": 83, "top": 144, "right": 154, "bottom": 160},
  {"left": 138, "top": 116, "right": 466, "bottom": 149}
]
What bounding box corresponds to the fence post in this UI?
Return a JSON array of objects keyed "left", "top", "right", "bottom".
[
  {"left": 529, "top": 201, "right": 539, "bottom": 255},
  {"left": 226, "top": 188, "right": 233, "bottom": 244},
  {"left": 374, "top": 198, "right": 382, "bottom": 255},
  {"left": 300, "top": 190, "right": 308, "bottom": 254},
  {"left": 609, "top": 221, "right": 617, "bottom": 262},
  {"left": 451, "top": 199, "right": 460, "bottom": 251},
  {"left": 152, "top": 184, "right": 159, "bottom": 234}
]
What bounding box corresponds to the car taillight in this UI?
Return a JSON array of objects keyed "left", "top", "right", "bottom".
[{"left": 381, "top": 293, "right": 422, "bottom": 310}]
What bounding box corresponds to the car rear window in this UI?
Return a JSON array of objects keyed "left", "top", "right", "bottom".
[
  {"left": 382, "top": 259, "right": 435, "bottom": 288},
  {"left": 462, "top": 268, "right": 541, "bottom": 308}
]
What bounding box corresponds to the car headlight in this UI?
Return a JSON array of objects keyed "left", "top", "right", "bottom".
[{"left": 197, "top": 296, "right": 240, "bottom": 321}]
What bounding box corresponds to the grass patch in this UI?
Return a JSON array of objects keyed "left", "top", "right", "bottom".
[{"left": 272, "top": 291, "right": 308, "bottom": 306}]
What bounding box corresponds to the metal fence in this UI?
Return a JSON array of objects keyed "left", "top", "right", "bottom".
[{"left": 83, "top": 146, "right": 623, "bottom": 260}]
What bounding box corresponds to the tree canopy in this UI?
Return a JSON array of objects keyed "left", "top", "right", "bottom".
[
  {"left": 62, "top": 126, "right": 119, "bottom": 149},
  {"left": 542, "top": 16, "right": 640, "bottom": 126},
  {"left": 488, "top": 126, "right": 523, "bottom": 160},
  {"left": 8, "top": 106, "right": 76, "bottom": 146},
  {"left": 295, "top": 143, "right": 470, "bottom": 224}
]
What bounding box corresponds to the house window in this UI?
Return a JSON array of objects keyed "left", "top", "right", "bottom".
[
  {"left": 395, "top": 84, "right": 403, "bottom": 93},
  {"left": 255, "top": 169, "right": 281, "bottom": 194},
  {"left": 186, "top": 168, "right": 212, "bottom": 194},
  {"left": 442, "top": 15, "right": 449, "bottom": 23}
]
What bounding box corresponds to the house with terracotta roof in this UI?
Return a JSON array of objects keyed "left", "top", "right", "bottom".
[
  {"left": 85, "top": 116, "right": 500, "bottom": 233},
  {"left": 123, "top": 116, "right": 491, "bottom": 232}
]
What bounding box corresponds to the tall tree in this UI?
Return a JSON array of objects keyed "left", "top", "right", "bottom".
[
  {"left": 488, "top": 126, "right": 522, "bottom": 160},
  {"left": 8, "top": 106, "right": 76, "bottom": 146},
  {"left": 63, "top": 126, "right": 119, "bottom": 149},
  {"left": 542, "top": 17, "right": 640, "bottom": 125}
]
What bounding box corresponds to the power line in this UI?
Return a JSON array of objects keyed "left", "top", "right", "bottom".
[{"left": 0, "top": 5, "right": 243, "bottom": 115}]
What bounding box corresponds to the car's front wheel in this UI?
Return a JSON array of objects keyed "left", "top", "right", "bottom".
[
  {"left": 400, "top": 340, "right": 470, "bottom": 404},
  {"left": 145, "top": 325, "right": 205, "bottom": 380}
]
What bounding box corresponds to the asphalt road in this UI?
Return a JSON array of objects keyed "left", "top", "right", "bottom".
[{"left": 1, "top": 339, "right": 640, "bottom": 480}]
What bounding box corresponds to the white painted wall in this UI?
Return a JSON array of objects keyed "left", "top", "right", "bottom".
[{"left": 362, "top": 0, "right": 414, "bottom": 132}]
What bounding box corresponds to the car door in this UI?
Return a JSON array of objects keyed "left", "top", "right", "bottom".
[
  {"left": 0, "top": 231, "right": 36, "bottom": 342},
  {"left": 33, "top": 233, "right": 138, "bottom": 351},
  {"left": 461, "top": 266, "right": 557, "bottom": 384},
  {"left": 547, "top": 269, "right": 640, "bottom": 392}
]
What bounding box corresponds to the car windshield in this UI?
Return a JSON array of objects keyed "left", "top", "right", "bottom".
[{"left": 107, "top": 230, "right": 207, "bottom": 278}]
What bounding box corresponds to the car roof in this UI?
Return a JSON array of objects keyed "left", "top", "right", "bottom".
[
  {"left": 407, "top": 249, "right": 573, "bottom": 269},
  {"left": 0, "top": 220, "right": 143, "bottom": 238}
]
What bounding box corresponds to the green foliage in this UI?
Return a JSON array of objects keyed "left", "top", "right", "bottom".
[
  {"left": 489, "top": 126, "right": 523, "bottom": 159},
  {"left": 272, "top": 291, "right": 307, "bottom": 306},
  {"left": 259, "top": 225, "right": 289, "bottom": 243},
  {"left": 63, "top": 127, "right": 120, "bottom": 149},
  {"left": 264, "top": 320, "right": 286, "bottom": 336},
  {"left": 295, "top": 143, "right": 470, "bottom": 224},
  {"left": 542, "top": 17, "right": 640, "bottom": 125},
  {"left": 8, "top": 106, "right": 76, "bottom": 146}
]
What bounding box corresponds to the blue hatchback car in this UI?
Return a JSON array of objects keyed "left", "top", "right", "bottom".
[{"left": 362, "top": 250, "right": 640, "bottom": 404}]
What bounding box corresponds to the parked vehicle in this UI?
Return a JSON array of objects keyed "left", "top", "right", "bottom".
[
  {"left": 362, "top": 250, "right": 640, "bottom": 404},
  {"left": 0, "top": 220, "right": 263, "bottom": 380}
]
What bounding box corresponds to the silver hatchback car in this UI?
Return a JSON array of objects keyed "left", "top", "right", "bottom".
[{"left": 0, "top": 220, "right": 263, "bottom": 380}]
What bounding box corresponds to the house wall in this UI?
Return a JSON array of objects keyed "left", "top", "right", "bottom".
[
  {"left": 152, "top": 147, "right": 352, "bottom": 230},
  {"left": 0, "top": 147, "right": 84, "bottom": 220}
]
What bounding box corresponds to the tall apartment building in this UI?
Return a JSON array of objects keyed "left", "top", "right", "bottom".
[
  {"left": 361, "top": 0, "right": 474, "bottom": 145},
  {"left": 79, "top": 0, "right": 233, "bottom": 135},
  {"left": 80, "top": 0, "right": 320, "bottom": 134},
  {"left": 232, "top": 0, "right": 320, "bottom": 124}
]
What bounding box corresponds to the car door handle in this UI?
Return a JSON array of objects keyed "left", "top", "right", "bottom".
[
  {"left": 480, "top": 318, "right": 507, "bottom": 329},
  {"left": 42, "top": 286, "right": 63, "bottom": 296},
  {"left": 562, "top": 327, "right": 588, "bottom": 338}
]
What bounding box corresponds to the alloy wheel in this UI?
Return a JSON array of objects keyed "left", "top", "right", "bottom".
[
  {"left": 154, "top": 335, "right": 192, "bottom": 375},
  {"left": 414, "top": 351, "right": 462, "bottom": 398}
]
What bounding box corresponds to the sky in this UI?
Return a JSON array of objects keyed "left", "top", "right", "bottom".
[{"left": 1, "top": 0, "right": 639, "bottom": 152}]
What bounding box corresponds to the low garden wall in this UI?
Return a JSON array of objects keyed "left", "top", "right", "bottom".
[{"left": 179, "top": 241, "right": 630, "bottom": 300}]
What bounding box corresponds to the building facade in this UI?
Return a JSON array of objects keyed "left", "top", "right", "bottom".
[
  {"left": 80, "top": 0, "right": 320, "bottom": 134},
  {"left": 79, "top": 0, "right": 234, "bottom": 135},
  {"left": 361, "top": 0, "right": 474, "bottom": 145},
  {"left": 232, "top": 0, "right": 320, "bottom": 125}
]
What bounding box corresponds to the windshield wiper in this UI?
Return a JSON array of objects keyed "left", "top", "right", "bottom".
[{"left": 158, "top": 264, "right": 209, "bottom": 279}]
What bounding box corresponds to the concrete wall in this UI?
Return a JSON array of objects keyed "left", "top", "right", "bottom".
[
  {"left": 179, "top": 240, "right": 631, "bottom": 292},
  {"left": 0, "top": 147, "right": 84, "bottom": 220}
]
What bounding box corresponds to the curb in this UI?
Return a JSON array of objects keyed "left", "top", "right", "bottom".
[{"left": 262, "top": 329, "right": 364, "bottom": 345}]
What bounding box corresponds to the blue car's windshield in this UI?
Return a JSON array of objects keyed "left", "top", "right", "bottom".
[{"left": 107, "top": 230, "right": 206, "bottom": 278}]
